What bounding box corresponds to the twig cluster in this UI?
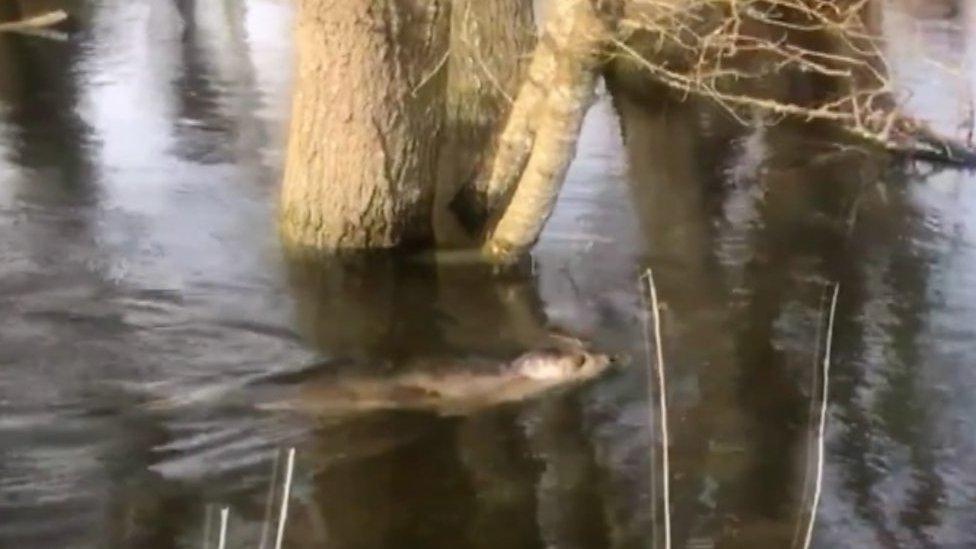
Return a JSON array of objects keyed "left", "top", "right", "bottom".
[{"left": 614, "top": 0, "right": 976, "bottom": 165}]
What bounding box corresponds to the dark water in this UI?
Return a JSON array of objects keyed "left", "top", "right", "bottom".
[{"left": 2, "top": 2, "right": 976, "bottom": 548}]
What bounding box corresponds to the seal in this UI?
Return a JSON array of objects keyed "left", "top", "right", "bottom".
[{"left": 261, "top": 344, "right": 614, "bottom": 417}]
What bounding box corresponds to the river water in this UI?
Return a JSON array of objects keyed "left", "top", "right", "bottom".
[{"left": 1, "top": 1, "right": 975, "bottom": 548}]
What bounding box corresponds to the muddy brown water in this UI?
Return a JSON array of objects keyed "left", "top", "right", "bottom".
[{"left": 2, "top": 2, "right": 976, "bottom": 548}]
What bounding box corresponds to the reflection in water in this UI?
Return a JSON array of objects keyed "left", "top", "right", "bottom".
[
  {"left": 274, "top": 250, "right": 624, "bottom": 548},
  {"left": 1, "top": 1, "right": 976, "bottom": 548},
  {"left": 284, "top": 252, "right": 556, "bottom": 362}
]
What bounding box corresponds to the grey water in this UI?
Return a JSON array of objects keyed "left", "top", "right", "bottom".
[{"left": 1, "top": 1, "right": 976, "bottom": 547}]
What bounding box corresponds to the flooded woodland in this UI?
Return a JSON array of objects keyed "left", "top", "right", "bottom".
[{"left": 2, "top": 1, "right": 976, "bottom": 548}]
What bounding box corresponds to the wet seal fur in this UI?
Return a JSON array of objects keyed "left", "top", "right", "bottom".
[
  {"left": 260, "top": 342, "right": 616, "bottom": 417},
  {"left": 140, "top": 337, "right": 620, "bottom": 417}
]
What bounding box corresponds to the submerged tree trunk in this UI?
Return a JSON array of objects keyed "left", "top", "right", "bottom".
[
  {"left": 480, "top": 0, "right": 620, "bottom": 261},
  {"left": 281, "top": 0, "right": 450, "bottom": 250},
  {"left": 280, "top": 0, "right": 624, "bottom": 258},
  {"left": 435, "top": 0, "right": 535, "bottom": 243},
  {"left": 282, "top": 0, "right": 535, "bottom": 252}
]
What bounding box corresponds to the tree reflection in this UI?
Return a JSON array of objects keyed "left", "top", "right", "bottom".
[
  {"left": 0, "top": 1, "right": 95, "bottom": 202},
  {"left": 608, "top": 9, "right": 959, "bottom": 540},
  {"left": 280, "top": 248, "right": 613, "bottom": 548}
]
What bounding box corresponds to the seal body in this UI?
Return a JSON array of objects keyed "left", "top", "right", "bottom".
[{"left": 266, "top": 347, "right": 612, "bottom": 416}]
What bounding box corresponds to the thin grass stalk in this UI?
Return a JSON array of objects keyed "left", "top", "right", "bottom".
[
  {"left": 639, "top": 278, "right": 660, "bottom": 549},
  {"left": 791, "top": 287, "right": 830, "bottom": 549},
  {"left": 259, "top": 449, "right": 283, "bottom": 549},
  {"left": 274, "top": 448, "right": 297, "bottom": 549},
  {"left": 801, "top": 283, "right": 840, "bottom": 549},
  {"left": 642, "top": 268, "right": 671, "bottom": 549},
  {"left": 217, "top": 507, "right": 229, "bottom": 549}
]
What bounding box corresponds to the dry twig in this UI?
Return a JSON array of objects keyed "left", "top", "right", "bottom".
[{"left": 614, "top": 0, "right": 976, "bottom": 165}]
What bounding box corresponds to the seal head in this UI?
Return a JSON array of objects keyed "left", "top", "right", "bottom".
[{"left": 512, "top": 348, "right": 611, "bottom": 381}]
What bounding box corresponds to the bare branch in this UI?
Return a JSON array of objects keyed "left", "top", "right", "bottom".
[{"left": 613, "top": 0, "right": 976, "bottom": 166}]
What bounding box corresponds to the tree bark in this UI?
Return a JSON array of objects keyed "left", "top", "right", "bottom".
[
  {"left": 281, "top": 0, "right": 616, "bottom": 259},
  {"left": 482, "top": 0, "right": 621, "bottom": 262},
  {"left": 435, "top": 0, "right": 535, "bottom": 243},
  {"left": 282, "top": 0, "right": 538, "bottom": 252},
  {"left": 281, "top": 0, "right": 450, "bottom": 250}
]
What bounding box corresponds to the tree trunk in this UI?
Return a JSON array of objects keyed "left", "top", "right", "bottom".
[
  {"left": 281, "top": 0, "right": 450, "bottom": 250},
  {"left": 435, "top": 0, "right": 535, "bottom": 243},
  {"left": 281, "top": 0, "right": 536, "bottom": 252},
  {"left": 281, "top": 0, "right": 617, "bottom": 258},
  {"left": 481, "top": 0, "right": 620, "bottom": 262}
]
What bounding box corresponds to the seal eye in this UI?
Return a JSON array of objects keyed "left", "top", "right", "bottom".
[{"left": 573, "top": 354, "right": 586, "bottom": 369}]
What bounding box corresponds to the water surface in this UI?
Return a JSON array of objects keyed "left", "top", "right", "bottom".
[{"left": 1, "top": 1, "right": 976, "bottom": 548}]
